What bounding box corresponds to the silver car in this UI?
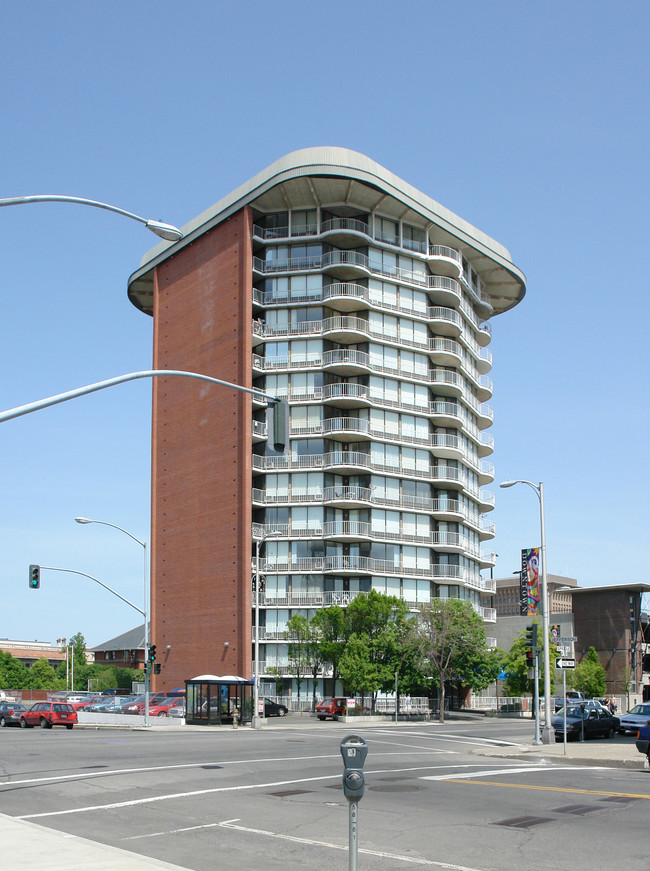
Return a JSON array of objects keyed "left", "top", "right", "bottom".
[{"left": 617, "top": 703, "right": 650, "bottom": 735}]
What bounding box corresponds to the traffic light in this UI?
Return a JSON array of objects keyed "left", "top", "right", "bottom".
[
  {"left": 153, "top": 663, "right": 161, "bottom": 674},
  {"left": 525, "top": 650, "right": 535, "bottom": 669},
  {"left": 149, "top": 644, "right": 157, "bottom": 662},
  {"left": 525, "top": 623, "right": 538, "bottom": 653},
  {"left": 28, "top": 564, "right": 40, "bottom": 589},
  {"left": 271, "top": 399, "right": 289, "bottom": 452}
]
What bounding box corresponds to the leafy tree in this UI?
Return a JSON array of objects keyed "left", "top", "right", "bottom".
[
  {"left": 501, "top": 624, "right": 558, "bottom": 698},
  {"left": 266, "top": 667, "right": 285, "bottom": 695},
  {"left": 410, "top": 598, "right": 496, "bottom": 723},
  {"left": 339, "top": 634, "right": 382, "bottom": 697},
  {"left": 26, "top": 657, "right": 59, "bottom": 690},
  {"left": 286, "top": 614, "right": 311, "bottom": 700},
  {"left": 338, "top": 591, "right": 411, "bottom": 708},
  {"left": 573, "top": 646, "right": 606, "bottom": 697},
  {"left": 0, "top": 651, "right": 29, "bottom": 689},
  {"left": 310, "top": 605, "right": 346, "bottom": 687}
]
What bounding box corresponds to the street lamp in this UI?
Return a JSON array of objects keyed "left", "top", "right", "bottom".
[
  {"left": 75, "top": 516, "right": 151, "bottom": 727},
  {"left": 0, "top": 195, "right": 183, "bottom": 242},
  {"left": 252, "top": 528, "right": 281, "bottom": 730},
  {"left": 499, "top": 479, "right": 552, "bottom": 744}
]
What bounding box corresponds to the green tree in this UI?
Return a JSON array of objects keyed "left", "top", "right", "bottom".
[
  {"left": 286, "top": 614, "right": 311, "bottom": 701},
  {"left": 0, "top": 651, "right": 29, "bottom": 689},
  {"left": 339, "top": 634, "right": 382, "bottom": 697},
  {"left": 410, "top": 599, "right": 496, "bottom": 723},
  {"left": 338, "top": 591, "right": 411, "bottom": 708},
  {"left": 501, "top": 624, "right": 558, "bottom": 698},
  {"left": 26, "top": 657, "right": 59, "bottom": 690},
  {"left": 573, "top": 646, "right": 606, "bottom": 697},
  {"left": 310, "top": 605, "right": 346, "bottom": 687}
]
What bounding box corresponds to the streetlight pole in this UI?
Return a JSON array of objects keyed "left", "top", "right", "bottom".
[
  {"left": 500, "top": 479, "right": 552, "bottom": 744},
  {"left": 75, "top": 517, "right": 150, "bottom": 727},
  {"left": 0, "top": 195, "right": 183, "bottom": 242},
  {"left": 252, "top": 528, "right": 281, "bottom": 730}
]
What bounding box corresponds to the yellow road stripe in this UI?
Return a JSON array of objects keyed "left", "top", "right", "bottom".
[{"left": 448, "top": 780, "right": 650, "bottom": 800}]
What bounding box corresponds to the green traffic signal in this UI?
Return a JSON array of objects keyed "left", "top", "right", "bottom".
[{"left": 29, "top": 564, "right": 40, "bottom": 589}]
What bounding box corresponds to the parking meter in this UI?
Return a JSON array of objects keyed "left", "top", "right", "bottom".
[
  {"left": 341, "top": 733, "right": 368, "bottom": 800},
  {"left": 340, "top": 735, "right": 367, "bottom": 871}
]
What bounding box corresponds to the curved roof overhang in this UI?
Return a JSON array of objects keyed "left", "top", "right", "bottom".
[{"left": 128, "top": 146, "right": 526, "bottom": 317}]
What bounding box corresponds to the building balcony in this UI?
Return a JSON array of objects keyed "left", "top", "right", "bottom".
[
  {"left": 427, "top": 244, "right": 462, "bottom": 279},
  {"left": 320, "top": 217, "right": 370, "bottom": 247},
  {"left": 252, "top": 418, "right": 267, "bottom": 443},
  {"left": 478, "top": 460, "right": 495, "bottom": 485},
  {"left": 426, "top": 306, "right": 462, "bottom": 338},
  {"left": 322, "top": 383, "right": 371, "bottom": 408},
  {"left": 253, "top": 452, "right": 490, "bottom": 504}
]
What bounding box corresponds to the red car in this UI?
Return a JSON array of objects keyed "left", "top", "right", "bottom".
[
  {"left": 148, "top": 697, "right": 184, "bottom": 717},
  {"left": 20, "top": 701, "right": 78, "bottom": 729},
  {"left": 315, "top": 697, "right": 348, "bottom": 720}
]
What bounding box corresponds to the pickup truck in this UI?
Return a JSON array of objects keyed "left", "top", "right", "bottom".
[{"left": 0, "top": 691, "right": 17, "bottom": 703}]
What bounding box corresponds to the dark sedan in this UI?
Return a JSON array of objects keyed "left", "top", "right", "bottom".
[
  {"left": 552, "top": 701, "right": 619, "bottom": 741},
  {"left": 0, "top": 702, "right": 28, "bottom": 727},
  {"left": 264, "top": 698, "right": 288, "bottom": 717}
]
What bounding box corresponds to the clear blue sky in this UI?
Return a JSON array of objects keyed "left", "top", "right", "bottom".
[{"left": 2, "top": 1, "right": 648, "bottom": 647}]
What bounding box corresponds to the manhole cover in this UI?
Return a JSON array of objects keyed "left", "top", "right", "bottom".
[
  {"left": 268, "top": 789, "right": 313, "bottom": 797},
  {"left": 600, "top": 796, "right": 639, "bottom": 804},
  {"left": 552, "top": 804, "right": 598, "bottom": 815},
  {"left": 494, "top": 816, "right": 551, "bottom": 829}
]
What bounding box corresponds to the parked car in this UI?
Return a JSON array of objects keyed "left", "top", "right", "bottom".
[
  {"left": 618, "top": 703, "right": 650, "bottom": 735},
  {"left": 167, "top": 702, "right": 186, "bottom": 719},
  {"left": 84, "top": 697, "right": 124, "bottom": 713},
  {"left": 636, "top": 722, "right": 650, "bottom": 762},
  {"left": 149, "top": 697, "right": 184, "bottom": 717},
  {"left": 20, "top": 702, "right": 77, "bottom": 729},
  {"left": 120, "top": 695, "right": 146, "bottom": 714},
  {"left": 552, "top": 700, "right": 619, "bottom": 741},
  {"left": 264, "top": 698, "right": 288, "bottom": 717},
  {"left": 315, "top": 697, "right": 348, "bottom": 720},
  {"left": 0, "top": 702, "right": 28, "bottom": 726},
  {"left": 68, "top": 695, "right": 106, "bottom": 711}
]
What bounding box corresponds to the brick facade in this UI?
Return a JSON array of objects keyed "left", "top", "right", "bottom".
[{"left": 150, "top": 207, "right": 253, "bottom": 689}]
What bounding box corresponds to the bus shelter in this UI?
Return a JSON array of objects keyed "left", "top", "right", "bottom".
[{"left": 185, "top": 675, "right": 253, "bottom": 726}]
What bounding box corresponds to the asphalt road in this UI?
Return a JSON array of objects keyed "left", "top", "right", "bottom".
[{"left": 1, "top": 718, "right": 648, "bottom": 871}]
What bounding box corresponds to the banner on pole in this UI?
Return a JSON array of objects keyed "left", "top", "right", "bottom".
[{"left": 521, "top": 547, "right": 541, "bottom": 615}]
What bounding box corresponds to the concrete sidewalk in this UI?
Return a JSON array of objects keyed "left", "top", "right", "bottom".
[
  {"left": 0, "top": 813, "right": 193, "bottom": 871},
  {"left": 475, "top": 736, "right": 649, "bottom": 769}
]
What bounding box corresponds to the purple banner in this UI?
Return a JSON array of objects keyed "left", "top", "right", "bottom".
[{"left": 521, "top": 547, "right": 541, "bottom": 616}]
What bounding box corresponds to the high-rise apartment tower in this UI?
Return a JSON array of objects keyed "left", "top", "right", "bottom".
[{"left": 127, "top": 148, "right": 526, "bottom": 693}]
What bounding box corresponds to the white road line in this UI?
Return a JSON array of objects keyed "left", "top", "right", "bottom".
[
  {"left": 218, "top": 819, "right": 484, "bottom": 870},
  {"left": 122, "top": 823, "right": 220, "bottom": 840},
  {"left": 17, "top": 762, "right": 538, "bottom": 820},
  {"left": 0, "top": 749, "right": 441, "bottom": 788},
  {"left": 422, "top": 765, "right": 606, "bottom": 781},
  {"left": 16, "top": 774, "right": 341, "bottom": 819}
]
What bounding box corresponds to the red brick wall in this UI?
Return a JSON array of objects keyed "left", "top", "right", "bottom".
[{"left": 149, "top": 207, "right": 253, "bottom": 690}]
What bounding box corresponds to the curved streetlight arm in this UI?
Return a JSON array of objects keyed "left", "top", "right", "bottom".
[
  {"left": 0, "top": 195, "right": 183, "bottom": 242},
  {"left": 39, "top": 566, "right": 145, "bottom": 617},
  {"left": 75, "top": 517, "right": 146, "bottom": 550},
  {"left": 500, "top": 479, "right": 541, "bottom": 500},
  {"left": 0, "top": 370, "right": 279, "bottom": 424}
]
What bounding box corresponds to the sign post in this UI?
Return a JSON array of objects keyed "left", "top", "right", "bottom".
[{"left": 555, "top": 656, "right": 575, "bottom": 754}]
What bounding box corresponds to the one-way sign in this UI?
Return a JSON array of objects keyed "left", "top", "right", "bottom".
[{"left": 556, "top": 657, "right": 576, "bottom": 669}]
